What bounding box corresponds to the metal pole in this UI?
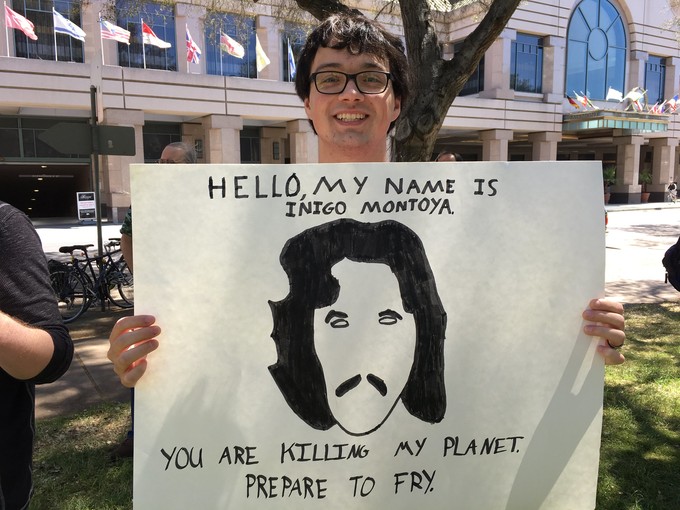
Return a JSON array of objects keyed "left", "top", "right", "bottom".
[{"left": 90, "top": 85, "right": 105, "bottom": 311}]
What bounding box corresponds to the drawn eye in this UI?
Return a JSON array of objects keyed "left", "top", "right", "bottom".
[
  {"left": 329, "top": 317, "right": 349, "bottom": 328},
  {"left": 378, "top": 309, "right": 403, "bottom": 325},
  {"left": 324, "top": 310, "right": 349, "bottom": 328}
]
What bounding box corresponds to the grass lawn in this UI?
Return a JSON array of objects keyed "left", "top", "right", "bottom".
[{"left": 30, "top": 303, "right": 680, "bottom": 509}]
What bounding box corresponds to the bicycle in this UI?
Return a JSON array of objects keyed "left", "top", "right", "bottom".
[{"left": 49, "top": 239, "right": 134, "bottom": 323}]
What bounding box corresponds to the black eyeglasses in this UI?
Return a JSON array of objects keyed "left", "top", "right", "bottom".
[
  {"left": 157, "top": 159, "right": 178, "bottom": 164},
  {"left": 310, "top": 71, "right": 392, "bottom": 95}
]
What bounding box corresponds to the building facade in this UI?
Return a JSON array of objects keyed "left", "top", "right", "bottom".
[{"left": 1, "top": 0, "right": 679, "bottom": 219}]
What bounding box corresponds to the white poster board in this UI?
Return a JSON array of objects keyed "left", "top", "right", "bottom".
[{"left": 132, "top": 161, "right": 605, "bottom": 510}]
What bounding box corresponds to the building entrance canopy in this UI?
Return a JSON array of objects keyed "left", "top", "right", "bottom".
[{"left": 563, "top": 110, "right": 669, "bottom": 135}]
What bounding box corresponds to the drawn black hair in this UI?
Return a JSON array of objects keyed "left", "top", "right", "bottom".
[{"left": 269, "top": 219, "right": 447, "bottom": 432}]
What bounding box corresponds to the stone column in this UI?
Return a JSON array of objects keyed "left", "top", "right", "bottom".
[
  {"left": 479, "top": 29, "right": 515, "bottom": 100},
  {"left": 627, "top": 51, "right": 648, "bottom": 93},
  {"left": 612, "top": 134, "right": 645, "bottom": 203},
  {"left": 649, "top": 137, "right": 678, "bottom": 201},
  {"left": 180, "top": 4, "right": 206, "bottom": 75},
  {"left": 529, "top": 131, "right": 561, "bottom": 161},
  {"left": 480, "top": 129, "right": 513, "bottom": 161},
  {"left": 182, "top": 123, "right": 204, "bottom": 162},
  {"left": 542, "top": 36, "right": 566, "bottom": 103},
  {"left": 287, "top": 120, "right": 318, "bottom": 163},
  {"left": 201, "top": 115, "right": 243, "bottom": 163},
  {"left": 257, "top": 15, "right": 280, "bottom": 81},
  {"left": 101, "top": 108, "right": 145, "bottom": 222},
  {"left": 261, "top": 127, "right": 287, "bottom": 164}
]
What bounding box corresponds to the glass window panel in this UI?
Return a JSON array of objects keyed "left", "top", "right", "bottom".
[
  {"left": 454, "top": 41, "right": 484, "bottom": 95},
  {"left": 645, "top": 56, "right": 665, "bottom": 104},
  {"left": 13, "top": 0, "right": 83, "bottom": 62},
  {"left": 282, "top": 23, "right": 308, "bottom": 82},
  {"left": 607, "top": 47, "right": 626, "bottom": 94},
  {"left": 577, "top": 0, "right": 598, "bottom": 29},
  {"left": 566, "top": 41, "right": 587, "bottom": 95},
  {"left": 606, "top": 16, "right": 626, "bottom": 47},
  {"left": 586, "top": 55, "right": 606, "bottom": 99},
  {"left": 568, "top": 10, "right": 589, "bottom": 42},
  {"left": 116, "top": 1, "right": 177, "bottom": 71},
  {"left": 142, "top": 123, "right": 181, "bottom": 161},
  {"left": 204, "top": 13, "right": 256, "bottom": 78},
  {"left": 599, "top": 0, "right": 620, "bottom": 31},
  {"left": 511, "top": 37, "right": 543, "bottom": 93},
  {"left": 0, "top": 129, "right": 21, "bottom": 157}
]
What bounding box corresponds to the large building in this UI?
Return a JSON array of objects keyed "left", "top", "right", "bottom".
[{"left": 1, "top": 0, "right": 679, "bottom": 219}]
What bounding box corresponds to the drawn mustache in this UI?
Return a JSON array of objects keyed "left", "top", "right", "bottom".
[{"left": 335, "top": 374, "right": 387, "bottom": 398}]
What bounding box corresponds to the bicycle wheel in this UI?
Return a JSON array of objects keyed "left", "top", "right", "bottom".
[
  {"left": 107, "top": 262, "right": 134, "bottom": 308},
  {"left": 50, "top": 269, "right": 89, "bottom": 323}
]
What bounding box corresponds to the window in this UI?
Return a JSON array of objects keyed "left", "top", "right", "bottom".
[
  {"left": 0, "top": 117, "right": 88, "bottom": 159},
  {"left": 13, "top": 0, "right": 84, "bottom": 62},
  {"left": 511, "top": 33, "right": 543, "bottom": 93},
  {"left": 565, "top": 0, "right": 626, "bottom": 100},
  {"left": 116, "top": 1, "right": 177, "bottom": 71},
  {"left": 205, "top": 13, "right": 256, "bottom": 78},
  {"left": 645, "top": 56, "right": 666, "bottom": 105},
  {"left": 454, "top": 42, "right": 484, "bottom": 96},
  {"left": 282, "top": 23, "right": 308, "bottom": 82},
  {"left": 240, "top": 127, "right": 261, "bottom": 163},
  {"left": 143, "top": 123, "right": 181, "bottom": 162}
]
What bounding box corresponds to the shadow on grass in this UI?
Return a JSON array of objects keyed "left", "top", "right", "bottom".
[{"left": 597, "top": 303, "right": 680, "bottom": 510}]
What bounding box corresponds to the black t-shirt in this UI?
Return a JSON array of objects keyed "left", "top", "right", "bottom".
[{"left": 0, "top": 202, "right": 73, "bottom": 510}]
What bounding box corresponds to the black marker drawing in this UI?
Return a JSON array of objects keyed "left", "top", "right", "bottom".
[{"left": 269, "top": 219, "right": 447, "bottom": 436}]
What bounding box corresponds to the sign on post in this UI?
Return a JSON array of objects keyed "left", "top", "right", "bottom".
[{"left": 76, "top": 192, "right": 96, "bottom": 221}]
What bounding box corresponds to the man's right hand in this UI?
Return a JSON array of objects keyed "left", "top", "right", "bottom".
[{"left": 108, "top": 315, "right": 160, "bottom": 387}]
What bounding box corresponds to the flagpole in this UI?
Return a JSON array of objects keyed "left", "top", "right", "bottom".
[
  {"left": 52, "top": 9, "right": 58, "bottom": 61},
  {"left": 5, "top": 2, "right": 10, "bottom": 57},
  {"left": 99, "top": 12, "right": 105, "bottom": 66},
  {"left": 186, "top": 24, "right": 189, "bottom": 73},
  {"left": 141, "top": 18, "right": 146, "bottom": 69}
]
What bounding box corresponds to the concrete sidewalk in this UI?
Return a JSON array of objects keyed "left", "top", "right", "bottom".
[{"left": 33, "top": 202, "right": 680, "bottom": 420}]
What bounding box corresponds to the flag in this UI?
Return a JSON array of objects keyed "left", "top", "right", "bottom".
[
  {"left": 142, "top": 21, "right": 171, "bottom": 49},
  {"left": 4, "top": 4, "right": 37, "bottom": 40},
  {"left": 567, "top": 96, "right": 580, "bottom": 109},
  {"left": 667, "top": 94, "right": 679, "bottom": 112},
  {"left": 605, "top": 87, "right": 623, "bottom": 102},
  {"left": 287, "top": 39, "right": 296, "bottom": 79},
  {"left": 220, "top": 32, "right": 244, "bottom": 58},
  {"left": 255, "top": 34, "right": 269, "bottom": 72},
  {"left": 623, "top": 87, "right": 645, "bottom": 103},
  {"left": 100, "top": 19, "right": 130, "bottom": 44},
  {"left": 584, "top": 94, "right": 599, "bottom": 110},
  {"left": 186, "top": 25, "right": 201, "bottom": 64},
  {"left": 573, "top": 91, "right": 589, "bottom": 108},
  {"left": 53, "top": 8, "right": 85, "bottom": 41}
]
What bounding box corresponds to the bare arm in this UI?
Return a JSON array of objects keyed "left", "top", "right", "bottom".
[
  {"left": 121, "top": 233, "right": 133, "bottom": 272},
  {"left": 0, "top": 311, "right": 55, "bottom": 380}
]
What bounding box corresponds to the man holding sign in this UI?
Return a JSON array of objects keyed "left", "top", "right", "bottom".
[{"left": 108, "top": 14, "right": 624, "bottom": 388}]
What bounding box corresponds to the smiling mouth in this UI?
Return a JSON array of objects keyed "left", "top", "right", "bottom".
[{"left": 335, "top": 113, "right": 366, "bottom": 121}]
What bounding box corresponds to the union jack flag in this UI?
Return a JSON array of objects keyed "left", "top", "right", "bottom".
[{"left": 186, "top": 26, "right": 201, "bottom": 64}]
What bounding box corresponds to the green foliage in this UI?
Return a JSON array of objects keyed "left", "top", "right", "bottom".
[{"left": 603, "top": 165, "right": 617, "bottom": 187}]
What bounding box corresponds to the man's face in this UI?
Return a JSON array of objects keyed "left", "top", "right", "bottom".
[
  {"left": 313, "top": 259, "right": 416, "bottom": 435},
  {"left": 304, "top": 47, "right": 401, "bottom": 163}
]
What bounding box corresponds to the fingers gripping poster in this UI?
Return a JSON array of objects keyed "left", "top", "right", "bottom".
[{"left": 131, "top": 161, "right": 606, "bottom": 509}]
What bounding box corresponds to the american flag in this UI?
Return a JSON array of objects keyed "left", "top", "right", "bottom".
[
  {"left": 186, "top": 26, "right": 201, "bottom": 64},
  {"left": 100, "top": 19, "right": 130, "bottom": 45}
]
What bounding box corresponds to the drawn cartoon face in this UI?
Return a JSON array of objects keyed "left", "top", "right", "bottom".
[{"left": 313, "top": 259, "right": 416, "bottom": 435}]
